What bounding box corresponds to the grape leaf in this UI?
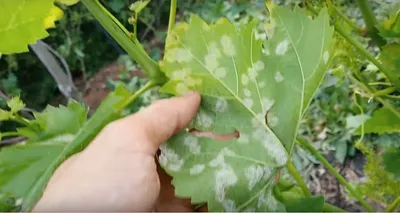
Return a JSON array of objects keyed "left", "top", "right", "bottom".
[
  {"left": 355, "top": 107, "right": 400, "bottom": 135},
  {"left": 382, "top": 149, "right": 400, "bottom": 179},
  {"left": 17, "top": 100, "right": 88, "bottom": 142},
  {"left": 0, "top": 0, "right": 54, "bottom": 54},
  {"left": 282, "top": 196, "right": 325, "bottom": 212},
  {"left": 0, "top": 142, "right": 66, "bottom": 199},
  {"left": 379, "top": 44, "right": 400, "bottom": 88},
  {"left": 158, "top": 4, "right": 333, "bottom": 212},
  {"left": 129, "top": 0, "right": 151, "bottom": 14},
  {"left": 378, "top": 9, "right": 400, "bottom": 38},
  {"left": 7, "top": 96, "right": 25, "bottom": 113}
]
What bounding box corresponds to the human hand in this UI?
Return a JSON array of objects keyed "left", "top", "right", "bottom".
[{"left": 33, "top": 91, "right": 201, "bottom": 212}]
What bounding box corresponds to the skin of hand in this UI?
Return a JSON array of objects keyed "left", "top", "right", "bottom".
[{"left": 33, "top": 91, "right": 201, "bottom": 212}]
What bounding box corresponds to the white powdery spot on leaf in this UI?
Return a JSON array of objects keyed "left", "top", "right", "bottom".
[
  {"left": 184, "top": 135, "right": 201, "bottom": 154},
  {"left": 248, "top": 67, "right": 258, "bottom": 81},
  {"left": 267, "top": 112, "right": 279, "bottom": 127},
  {"left": 196, "top": 111, "right": 214, "bottom": 128},
  {"left": 159, "top": 144, "right": 184, "bottom": 171},
  {"left": 175, "top": 83, "right": 189, "bottom": 95},
  {"left": 220, "top": 35, "right": 236, "bottom": 56},
  {"left": 257, "top": 190, "right": 268, "bottom": 208},
  {"left": 259, "top": 81, "right": 266, "bottom": 88},
  {"left": 243, "top": 98, "right": 254, "bottom": 109},
  {"left": 254, "top": 60, "right": 265, "bottom": 71},
  {"left": 275, "top": 39, "right": 289, "bottom": 55},
  {"left": 171, "top": 68, "right": 189, "bottom": 81},
  {"left": 215, "top": 98, "right": 228, "bottom": 113},
  {"left": 261, "top": 132, "right": 288, "bottom": 166},
  {"left": 274, "top": 71, "right": 284, "bottom": 83},
  {"left": 190, "top": 164, "right": 205, "bottom": 175},
  {"left": 244, "top": 165, "right": 264, "bottom": 190},
  {"left": 214, "top": 67, "right": 227, "bottom": 78},
  {"left": 215, "top": 166, "right": 238, "bottom": 202},
  {"left": 262, "top": 98, "right": 275, "bottom": 111},
  {"left": 166, "top": 48, "right": 193, "bottom": 62},
  {"left": 262, "top": 47, "right": 271, "bottom": 56},
  {"left": 205, "top": 42, "right": 221, "bottom": 71},
  {"left": 244, "top": 88, "right": 252, "bottom": 97},
  {"left": 238, "top": 133, "right": 249, "bottom": 144},
  {"left": 241, "top": 73, "right": 249, "bottom": 85},
  {"left": 222, "top": 199, "right": 237, "bottom": 211},
  {"left": 323, "top": 50, "right": 329, "bottom": 64}
]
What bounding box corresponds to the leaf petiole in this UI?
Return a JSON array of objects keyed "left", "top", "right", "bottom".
[{"left": 168, "top": 0, "right": 177, "bottom": 34}]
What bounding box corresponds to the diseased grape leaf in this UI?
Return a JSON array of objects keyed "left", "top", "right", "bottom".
[
  {"left": 158, "top": 4, "right": 333, "bottom": 212},
  {"left": 0, "top": 0, "right": 54, "bottom": 54},
  {"left": 382, "top": 149, "right": 400, "bottom": 179},
  {"left": 355, "top": 107, "right": 400, "bottom": 135}
]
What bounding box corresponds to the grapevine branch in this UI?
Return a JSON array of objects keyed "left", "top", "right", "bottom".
[
  {"left": 355, "top": 0, "right": 386, "bottom": 47},
  {"left": 296, "top": 138, "right": 374, "bottom": 212},
  {"left": 168, "top": 0, "right": 177, "bottom": 34}
]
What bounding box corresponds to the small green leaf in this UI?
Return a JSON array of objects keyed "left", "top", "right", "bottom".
[
  {"left": 0, "top": 109, "right": 12, "bottom": 121},
  {"left": 356, "top": 107, "right": 400, "bottom": 135},
  {"left": 382, "top": 149, "right": 400, "bottom": 179},
  {"left": 159, "top": 4, "right": 333, "bottom": 211},
  {"left": 0, "top": 0, "right": 55, "bottom": 54},
  {"left": 282, "top": 195, "right": 325, "bottom": 212},
  {"left": 7, "top": 96, "right": 25, "bottom": 114},
  {"left": 379, "top": 44, "right": 400, "bottom": 88},
  {"left": 346, "top": 114, "right": 370, "bottom": 130},
  {"left": 378, "top": 9, "right": 400, "bottom": 38},
  {"left": 129, "top": 0, "right": 150, "bottom": 14},
  {"left": 0, "top": 142, "right": 66, "bottom": 198}
]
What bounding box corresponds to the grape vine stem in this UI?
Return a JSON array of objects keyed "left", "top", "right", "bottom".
[
  {"left": 296, "top": 138, "right": 374, "bottom": 212},
  {"left": 386, "top": 196, "right": 400, "bottom": 212},
  {"left": 168, "top": 0, "right": 177, "bottom": 34}
]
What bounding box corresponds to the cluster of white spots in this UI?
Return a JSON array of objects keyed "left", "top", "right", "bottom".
[
  {"left": 238, "top": 133, "right": 249, "bottom": 144},
  {"left": 209, "top": 148, "right": 234, "bottom": 167},
  {"left": 247, "top": 60, "right": 265, "bottom": 81},
  {"left": 175, "top": 83, "right": 189, "bottom": 95},
  {"left": 166, "top": 48, "right": 193, "bottom": 63},
  {"left": 274, "top": 71, "right": 284, "bottom": 83},
  {"left": 190, "top": 164, "right": 205, "bottom": 175},
  {"left": 258, "top": 81, "right": 266, "bottom": 88},
  {"left": 252, "top": 127, "right": 266, "bottom": 141},
  {"left": 244, "top": 165, "right": 264, "bottom": 190},
  {"left": 262, "top": 98, "right": 275, "bottom": 111},
  {"left": 275, "top": 39, "right": 289, "bottom": 55},
  {"left": 220, "top": 35, "right": 236, "bottom": 56},
  {"left": 255, "top": 32, "right": 267, "bottom": 40},
  {"left": 171, "top": 68, "right": 202, "bottom": 95},
  {"left": 215, "top": 166, "right": 238, "bottom": 208},
  {"left": 262, "top": 48, "right": 271, "bottom": 56},
  {"left": 171, "top": 68, "right": 189, "bottom": 81},
  {"left": 215, "top": 98, "right": 228, "bottom": 113},
  {"left": 159, "top": 144, "right": 184, "bottom": 172},
  {"left": 222, "top": 199, "right": 237, "bottom": 211},
  {"left": 214, "top": 67, "right": 227, "bottom": 78},
  {"left": 241, "top": 73, "right": 249, "bottom": 85},
  {"left": 251, "top": 115, "right": 261, "bottom": 127},
  {"left": 267, "top": 112, "right": 279, "bottom": 127},
  {"left": 260, "top": 133, "right": 287, "bottom": 166},
  {"left": 184, "top": 135, "right": 201, "bottom": 154},
  {"left": 244, "top": 88, "right": 252, "bottom": 97},
  {"left": 267, "top": 194, "right": 279, "bottom": 210},
  {"left": 196, "top": 111, "right": 214, "bottom": 128},
  {"left": 205, "top": 42, "right": 221, "bottom": 71},
  {"left": 40, "top": 134, "right": 75, "bottom": 144},
  {"left": 262, "top": 167, "right": 273, "bottom": 181},
  {"left": 257, "top": 190, "right": 268, "bottom": 208},
  {"left": 243, "top": 98, "right": 254, "bottom": 109},
  {"left": 323, "top": 50, "right": 330, "bottom": 64}
]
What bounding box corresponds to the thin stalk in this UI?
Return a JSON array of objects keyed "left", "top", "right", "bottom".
[
  {"left": 134, "top": 13, "right": 138, "bottom": 36},
  {"left": 331, "top": 4, "right": 362, "bottom": 33},
  {"left": 355, "top": 0, "right": 386, "bottom": 47},
  {"left": 286, "top": 161, "right": 312, "bottom": 197},
  {"left": 168, "top": 0, "right": 177, "bottom": 34},
  {"left": 372, "top": 87, "right": 395, "bottom": 97},
  {"left": 81, "top": 0, "right": 167, "bottom": 84},
  {"left": 22, "top": 82, "right": 158, "bottom": 211},
  {"left": 10, "top": 115, "right": 30, "bottom": 126},
  {"left": 297, "top": 138, "right": 374, "bottom": 212},
  {"left": 386, "top": 196, "right": 400, "bottom": 212}
]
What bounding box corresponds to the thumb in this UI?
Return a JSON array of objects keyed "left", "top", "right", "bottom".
[{"left": 116, "top": 91, "right": 201, "bottom": 155}]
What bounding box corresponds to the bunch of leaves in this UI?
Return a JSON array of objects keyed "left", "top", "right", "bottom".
[{"left": 355, "top": 142, "right": 400, "bottom": 206}]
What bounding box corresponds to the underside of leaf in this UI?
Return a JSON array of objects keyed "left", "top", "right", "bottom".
[{"left": 158, "top": 4, "right": 334, "bottom": 212}]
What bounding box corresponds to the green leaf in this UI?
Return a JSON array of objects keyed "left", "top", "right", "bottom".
[
  {"left": 55, "top": 0, "right": 80, "bottom": 6},
  {"left": 346, "top": 114, "right": 370, "bottom": 130},
  {"left": 378, "top": 9, "right": 400, "bottom": 38},
  {"left": 356, "top": 107, "right": 400, "bottom": 135},
  {"left": 282, "top": 195, "right": 325, "bottom": 212},
  {"left": 0, "top": 142, "right": 66, "bottom": 198},
  {"left": 379, "top": 44, "right": 400, "bottom": 88},
  {"left": 0, "top": 110, "right": 12, "bottom": 121},
  {"left": 0, "top": 0, "right": 55, "bottom": 54},
  {"left": 19, "top": 100, "right": 88, "bottom": 141},
  {"left": 382, "top": 149, "right": 400, "bottom": 179},
  {"left": 129, "top": 0, "right": 150, "bottom": 14},
  {"left": 7, "top": 96, "right": 25, "bottom": 114},
  {"left": 158, "top": 4, "right": 333, "bottom": 212}
]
